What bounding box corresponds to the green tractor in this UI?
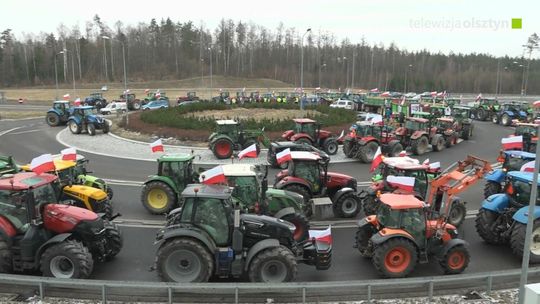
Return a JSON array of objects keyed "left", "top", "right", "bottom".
[
  {"left": 0, "top": 155, "right": 19, "bottom": 176},
  {"left": 471, "top": 98, "right": 500, "bottom": 121},
  {"left": 208, "top": 120, "right": 269, "bottom": 159}
]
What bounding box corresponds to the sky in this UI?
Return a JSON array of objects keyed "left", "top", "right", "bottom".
[{"left": 2, "top": 0, "right": 539, "bottom": 57}]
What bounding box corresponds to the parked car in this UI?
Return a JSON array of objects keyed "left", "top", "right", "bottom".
[
  {"left": 100, "top": 102, "right": 127, "bottom": 115},
  {"left": 142, "top": 99, "right": 169, "bottom": 111},
  {"left": 330, "top": 99, "right": 356, "bottom": 110}
]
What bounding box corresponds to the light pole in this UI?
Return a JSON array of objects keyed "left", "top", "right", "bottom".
[
  {"left": 344, "top": 57, "right": 349, "bottom": 89},
  {"left": 60, "top": 49, "right": 76, "bottom": 98},
  {"left": 495, "top": 59, "right": 501, "bottom": 96},
  {"left": 208, "top": 47, "right": 213, "bottom": 92},
  {"left": 404, "top": 64, "right": 413, "bottom": 93},
  {"left": 319, "top": 63, "right": 326, "bottom": 88},
  {"left": 351, "top": 51, "right": 356, "bottom": 89},
  {"left": 300, "top": 28, "right": 311, "bottom": 110},
  {"left": 53, "top": 52, "right": 62, "bottom": 100},
  {"left": 102, "top": 36, "right": 110, "bottom": 81}
]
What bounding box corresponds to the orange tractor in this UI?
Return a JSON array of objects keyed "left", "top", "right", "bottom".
[{"left": 354, "top": 155, "right": 492, "bottom": 278}]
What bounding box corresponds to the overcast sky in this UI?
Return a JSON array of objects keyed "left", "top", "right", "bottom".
[{"left": 2, "top": 0, "right": 538, "bottom": 57}]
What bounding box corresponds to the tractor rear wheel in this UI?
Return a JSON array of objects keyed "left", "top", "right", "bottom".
[
  {"left": 342, "top": 139, "right": 354, "bottom": 158},
  {"left": 283, "top": 184, "right": 312, "bottom": 202},
  {"left": 355, "top": 226, "right": 374, "bottom": 258},
  {"left": 477, "top": 108, "right": 487, "bottom": 121},
  {"left": 439, "top": 244, "right": 470, "bottom": 274},
  {"left": 372, "top": 238, "right": 417, "bottom": 278},
  {"left": 461, "top": 124, "right": 471, "bottom": 140},
  {"left": 323, "top": 138, "right": 338, "bottom": 155},
  {"left": 510, "top": 220, "right": 540, "bottom": 263},
  {"left": 157, "top": 238, "right": 214, "bottom": 283},
  {"left": 248, "top": 246, "right": 297, "bottom": 283},
  {"left": 387, "top": 140, "right": 403, "bottom": 157},
  {"left": 102, "top": 121, "right": 110, "bottom": 134},
  {"left": 502, "top": 114, "right": 511, "bottom": 126},
  {"left": 212, "top": 138, "right": 234, "bottom": 159},
  {"left": 131, "top": 101, "right": 141, "bottom": 110},
  {"left": 483, "top": 181, "right": 501, "bottom": 199},
  {"left": 411, "top": 136, "right": 429, "bottom": 155},
  {"left": 40, "top": 240, "right": 94, "bottom": 279},
  {"left": 492, "top": 115, "right": 500, "bottom": 124},
  {"left": 280, "top": 212, "right": 310, "bottom": 242},
  {"left": 475, "top": 208, "right": 506, "bottom": 245},
  {"left": 87, "top": 124, "right": 96, "bottom": 136},
  {"left": 0, "top": 240, "right": 12, "bottom": 273},
  {"left": 46, "top": 112, "right": 60, "bottom": 127},
  {"left": 358, "top": 141, "right": 379, "bottom": 163},
  {"left": 68, "top": 121, "right": 81, "bottom": 134},
  {"left": 333, "top": 192, "right": 361, "bottom": 218},
  {"left": 141, "top": 181, "right": 177, "bottom": 214},
  {"left": 104, "top": 222, "right": 123, "bottom": 261},
  {"left": 432, "top": 134, "right": 445, "bottom": 152}
]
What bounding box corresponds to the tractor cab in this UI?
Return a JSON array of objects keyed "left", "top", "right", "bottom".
[
  {"left": 52, "top": 100, "right": 71, "bottom": 116},
  {"left": 46, "top": 100, "right": 73, "bottom": 127},
  {"left": 397, "top": 117, "right": 430, "bottom": 136},
  {"left": 377, "top": 193, "right": 428, "bottom": 242},
  {"left": 156, "top": 154, "right": 196, "bottom": 191},
  {"left": 515, "top": 122, "right": 538, "bottom": 152},
  {"left": 371, "top": 156, "right": 434, "bottom": 197},
  {"left": 222, "top": 164, "right": 262, "bottom": 210},
  {"left": 498, "top": 150, "right": 536, "bottom": 172},
  {"left": 452, "top": 106, "right": 472, "bottom": 121},
  {"left": 436, "top": 117, "right": 455, "bottom": 129},
  {"left": 187, "top": 91, "right": 198, "bottom": 100},
  {"left": 285, "top": 152, "right": 329, "bottom": 194},
  {"left": 293, "top": 118, "right": 319, "bottom": 139},
  {"left": 215, "top": 120, "right": 241, "bottom": 142},
  {"left": 504, "top": 171, "right": 540, "bottom": 208}
]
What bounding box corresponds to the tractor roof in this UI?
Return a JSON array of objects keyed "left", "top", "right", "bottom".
[
  {"left": 503, "top": 150, "right": 536, "bottom": 159},
  {"left": 52, "top": 154, "right": 85, "bottom": 162},
  {"left": 507, "top": 171, "right": 540, "bottom": 186},
  {"left": 0, "top": 172, "right": 58, "bottom": 190},
  {"left": 20, "top": 159, "right": 76, "bottom": 172},
  {"left": 413, "top": 112, "right": 431, "bottom": 116},
  {"left": 293, "top": 118, "right": 316, "bottom": 124},
  {"left": 74, "top": 106, "right": 94, "bottom": 110},
  {"left": 158, "top": 153, "right": 194, "bottom": 162},
  {"left": 515, "top": 122, "right": 539, "bottom": 127},
  {"left": 407, "top": 117, "right": 429, "bottom": 123},
  {"left": 182, "top": 184, "right": 232, "bottom": 199},
  {"left": 453, "top": 105, "right": 471, "bottom": 110},
  {"left": 53, "top": 100, "right": 70, "bottom": 104},
  {"left": 221, "top": 164, "right": 256, "bottom": 177},
  {"left": 383, "top": 157, "right": 427, "bottom": 170},
  {"left": 379, "top": 193, "right": 426, "bottom": 209},
  {"left": 216, "top": 120, "right": 238, "bottom": 125},
  {"left": 290, "top": 151, "right": 322, "bottom": 161},
  {"left": 437, "top": 117, "right": 455, "bottom": 122}
]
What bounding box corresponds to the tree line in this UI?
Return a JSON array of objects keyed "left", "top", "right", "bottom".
[{"left": 0, "top": 15, "right": 538, "bottom": 95}]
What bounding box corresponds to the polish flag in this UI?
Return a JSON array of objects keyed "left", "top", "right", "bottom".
[
  {"left": 387, "top": 175, "right": 416, "bottom": 192},
  {"left": 533, "top": 100, "right": 540, "bottom": 107},
  {"left": 61, "top": 147, "right": 77, "bottom": 161},
  {"left": 370, "top": 146, "right": 383, "bottom": 172},
  {"left": 150, "top": 139, "right": 164, "bottom": 153},
  {"left": 308, "top": 226, "right": 332, "bottom": 245},
  {"left": 476, "top": 93, "right": 482, "bottom": 101},
  {"left": 199, "top": 166, "right": 226, "bottom": 185},
  {"left": 430, "top": 91, "right": 437, "bottom": 97},
  {"left": 399, "top": 151, "right": 407, "bottom": 157},
  {"left": 520, "top": 160, "right": 536, "bottom": 172},
  {"left": 144, "top": 89, "right": 150, "bottom": 93},
  {"left": 155, "top": 92, "right": 161, "bottom": 98},
  {"left": 429, "top": 162, "right": 441, "bottom": 170},
  {"left": 276, "top": 148, "right": 292, "bottom": 165},
  {"left": 380, "top": 91, "right": 391, "bottom": 97},
  {"left": 30, "top": 154, "right": 55, "bottom": 175},
  {"left": 238, "top": 143, "right": 258, "bottom": 159},
  {"left": 370, "top": 88, "right": 379, "bottom": 92},
  {"left": 400, "top": 96, "right": 406, "bottom": 106},
  {"left": 63, "top": 94, "right": 70, "bottom": 100},
  {"left": 501, "top": 136, "right": 523, "bottom": 150},
  {"left": 423, "top": 159, "right": 430, "bottom": 165},
  {"left": 337, "top": 130, "right": 345, "bottom": 140}
]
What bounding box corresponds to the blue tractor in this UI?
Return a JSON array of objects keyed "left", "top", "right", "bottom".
[
  {"left": 68, "top": 106, "right": 109, "bottom": 136},
  {"left": 484, "top": 150, "right": 536, "bottom": 198},
  {"left": 45, "top": 100, "right": 73, "bottom": 127},
  {"left": 492, "top": 103, "right": 528, "bottom": 126},
  {"left": 84, "top": 92, "right": 108, "bottom": 110},
  {"left": 476, "top": 171, "right": 540, "bottom": 263}
]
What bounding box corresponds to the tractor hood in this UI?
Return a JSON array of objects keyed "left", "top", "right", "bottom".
[
  {"left": 43, "top": 203, "right": 100, "bottom": 234},
  {"left": 327, "top": 172, "right": 357, "bottom": 191},
  {"left": 266, "top": 188, "right": 305, "bottom": 208},
  {"left": 63, "top": 185, "right": 108, "bottom": 200},
  {"left": 87, "top": 115, "right": 105, "bottom": 124},
  {"left": 275, "top": 169, "right": 289, "bottom": 182},
  {"left": 282, "top": 130, "right": 295, "bottom": 140},
  {"left": 241, "top": 213, "right": 295, "bottom": 239},
  {"left": 318, "top": 130, "right": 332, "bottom": 139}
]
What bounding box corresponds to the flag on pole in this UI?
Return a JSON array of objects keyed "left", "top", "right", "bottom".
[
  {"left": 144, "top": 89, "right": 150, "bottom": 94},
  {"left": 501, "top": 136, "right": 523, "bottom": 150},
  {"left": 308, "top": 226, "right": 332, "bottom": 245},
  {"left": 61, "top": 147, "right": 77, "bottom": 161},
  {"left": 155, "top": 92, "right": 161, "bottom": 98},
  {"left": 238, "top": 144, "right": 258, "bottom": 159},
  {"left": 276, "top": 148, "right": 292, "bottom": 165},
  {"left": 370, "top": 88, "right": 379, "bottom": 92},
  {"left": 380, "top": 91, "right": 391, "bottom": 97},
  {"left": 430, "top": 91, "right": 437, "bottom": 97},
  {"left": 30, "top": 154, "right": 55, "bottom": 175},
  {"left": 370, "top": 147, "right": 383, "bottom": 172},
  {"left": 150, "top": 139, "right": 164, "bottom": 153},
  {"left": 74, "top": 98, "right": 81, "bottom": 106},
  {"left": 476, "top": 93, "right": 482, "bottom": 101},
  {"left": 520, "top": 161, "right": 535, "bottom": 172},
  {"left": 199, "top": 166, "right": 226, "bottom": 185},
  {"left": 386, "top": 175, "right": 415, "bottom": 192},
  {"left": 337, "top": 130, "right": 345, "bottom": 141},
  {"left": 63, "top": 94, "right": 70, "bottom": 100},
  {"left": 400, "top": 96, "right": 406, "bottom": 106}
]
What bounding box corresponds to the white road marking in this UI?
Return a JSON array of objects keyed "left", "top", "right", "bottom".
[
  {"left": 0, "top": 127, "right": 23, "bottom": 137},
  {"left": 7, "top": 129, "right": 42, "bottom": 135}
]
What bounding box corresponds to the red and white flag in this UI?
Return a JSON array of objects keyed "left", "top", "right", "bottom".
[
  {"left": 399, "top": 151, "right": 407, "bottom": 157},
  {"left": 238, "top": 143, "right": 258, "bottom": 159},
  {"left": 308, "top": 226, "right": 332, "bottom": 245},
  {"left": 475, "top": 93, "right": 482, "bottom": 101},
  {"left": 370, "top": 88, "right": 379, "bottom": 92},
  {"left": 63, "top": 94, "right": 70, "bottom": 100},
  {"left": 199, "top": 166, "right": 226, "bottom": 185},
  {"left": 429, "top": 162, "right": 441, "bottom": 170},
  {"left": 61, "top": 147, "right": 77, "bottom": 161},
  {"left": 150, "top": 139, "right": 164, "bottom": 153},
  {"left": 155, "top": 92, "right": 161, "bottom": 98},
  {"left": 533, "top": 100, "right": 540, "bottom": 108},
  {"left": 337, "top": 130, "right": 345, "bottom": 140},
  {"left": 501, "top": 136, "right": 523, "bottom": 150},
  {"left": 30, "top": 154, "right": 55, "bottom": 175},
  {"left": 380, "top": 91, "right": 391, "bottom": 97},
  {"left": 400, "top": 96, "right": 406, "bottom": 106},
  {"left": 371, "top": 115, "right": 383, "bottom": 125},
  {"left": 430, "top": 91, "right": 437, "bottom": 97},
  {"left": 144, "top": 89, "right": 150, "bottom": 93},
  {"left": 276, "top": 148, "right": 292, "bottom": 165},
  {"left": 423, "top": 158, "right": 430, "bottom": 165},
  {"left": 370, "top": 146, "right": 383, "bottom": 172},
  {"left": 520, "top": 160, "right": 535, "bottom": 172},
  {"left": 387, "top": 175, "right": 415, "bottom": 192}
]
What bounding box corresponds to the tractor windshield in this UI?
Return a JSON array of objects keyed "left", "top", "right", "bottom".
[
  {"left": 504, "top": 155, "right": 531, "bottom": 171},
  {"left": 227, "top": 176, "right": 259, "bottom": 206},
  {"left": 56, "top": 167, "right": 76, "bottom": 184},
  {"left": 508, "top": 179, "right": 539, "bottom": 207},
  {"left": 377, "top": 203, "right": 401, "bottom": 228},
  {"left": 453, "top": 108, "right": 470, "bottom": 120},
  {"left": 293, "top": 160, "right": 321, "bottom": 190},
  {"left": 436, "top": 120, "right": 453, "bottom": 129},
  {"left": 515, "top": 126, "right": 537, "bottom": 137},
  {"left": 405, "top": 120, "right": 421, "bottom": 131},
  {"left": 0, "top": 189, "right": 29, "bottom": 231},
  {"left": 32, "top": 183, "right": 58, "bottom": 206},
  {"left": 83, "top": 108, "right": 95, "bottom": 116}
]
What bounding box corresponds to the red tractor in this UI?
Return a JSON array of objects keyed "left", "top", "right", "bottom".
[
  {"left": 281, "top": 119, "right": 339, "bottom": 155},
  {"left": 274, "top": 151, "right": 361, "bottom": 218},
  {"left": 0, "top": 172, "right": 122, "bottom": 279},
  {"left": 342, "top": 121, "right": 403, "bottom": 163},
  {"left": 394, "top": 117, "right": 444, "bottom": 155}
]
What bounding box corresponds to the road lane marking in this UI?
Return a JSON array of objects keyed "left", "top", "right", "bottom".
[
  {"left": 0, "top": 127, "right": 23, "bottom": 137},
  {"left": 7, "top": 129, "right": 42, "bottom": 135}
]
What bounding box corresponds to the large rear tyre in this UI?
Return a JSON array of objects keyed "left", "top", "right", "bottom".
[
  {"left": 475, "top": 208, "right": 506, "bottom": 245},
  {"left": 102, "top": 122, "right": 110, "bottom": 134},
  {"left": 411, "top": 136, "right": 429, "bottom": 155},
  {"left": 358, "top": 141, "right": 380, "bottom": 163},
  {"left": 510, "top": 220, "right": 540, "bottom": 263},
  {"left": 211, "top": 138, "right": 234, "bottom": 159},
  {"left": 40, "top": 240, "right": 94, "bottom": 279},
  {"left": 483, "top": 181, "right": 501, "bottom": 199},
  {"left": 343, "top": 139, "right": 355, "bottom": 158},
  {"left": 387, "top": 140, "right": 403, "bottom": 157},
  {"left": 372, "top": 238, "right": 417, "bottom": 278},
  {"left": 248, "top": 246, "right": 297, "bottom": 283},
  {"left": 461, "top": 124, "right": 471, "bottom": 140},
  {"left": 333, "top": 192, "right": 361, "bottom": 218},
  {"left": 141, "top": 181, "right": 177, "bottom": 214},
  {"left": 0, "top": 240, "right": 12, "bottom": 273},
  {"left": 104, "top": 222, "right": 123, "bottom": 260},
  {"left": 157, "top": 238, "right": 213, "bottom": 283},
  {"left": 432, "top": 134, "right": 445, "bottom": 152},
  {"left": 106, "top": 186, "right": 114, "bottom": 200},
  {"left": 362, "top": 194, "right": 379, "bottom": 216},
  {"left": 439, "top": 245, "right": 470, "bottom": 275},
  {"left": 46, "top": 113, "right": 60, "bottom": 127},
  {"left": 280, "top": 212, "right": 310, "bottom": 242},
  {"left": 477, "top": 108, "right": 487, "bottom": 121},
  {"left": 323, "top": 138, "right": 338, "bottom": 155}
]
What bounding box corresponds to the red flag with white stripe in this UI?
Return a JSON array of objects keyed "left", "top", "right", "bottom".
[
  {"left": 276, "top": 148, "right": 292, "bottom": 165},
  {"left": 521, "top": 160, "right": 535, "bottom": 172},
  {"left": 150, "top": 139, "right": 164, "bottom": 153},
  {"left": 387, "top": 175, "right": 415, "bottom": 192},
  {"left": 199, "top": 166, "right": 226, "bottom": 185},
  {"left": 370, "top": 88, "right": 379, "bottom": 92},
  {"left": 308, "top": 226, "right": 332, "bottom": 245},
  {"left": 61, "top": 147, "right": 77, "bottom": 161},
  {"left": 30, "top": 154, "right": 55, "bottom": 175},
  {"left": 476, "top": 93, "right": 482, "bottom": 101},
  {"left": 238, "top": 143, "right": 258, "bottom": 159},
  {"left": 501, "top": 136, "right": 523, "bottom": 150},
  {"left": 399, "top": 151, "right": 407, "bottom": 157},
  {"left": 423, "top": 158, "right": 430, "bottom": 165},
  {"left": 370, "top": 147, "right": 383, "bottom": 172},
  {"left": 380, "top": 91, "right": 391, "bottom": 97},
  {"left": 63, "top": 94, "right": 70, "bottom": 100}
]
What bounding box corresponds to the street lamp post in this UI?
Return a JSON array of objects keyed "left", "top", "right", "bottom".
[
  {"left": 351, "top": 51, "right": 356, "bottom": 89},
  {"left": 60, "top": 49, "right": 77, "bottom": 98},
  {"left": 208, "top": 47, "right": 213, "bottom": 92},
  {"left": 300, "top": 28, "right": 311, "bottom": 110},
  {"left": 54, "top": 53, "right": 60, "bottom": 100},
  {"left": 344, "top": 57, "right": 349, "bottom": 89},
  {"left": 404, "top": 64, "right": 413, "bottom": 93},
  {"left": 319, "top": 63, "right": 326, "bottom": 88},
  {"left": 102, "top": 36, "right": 110, "bottom": 81}
]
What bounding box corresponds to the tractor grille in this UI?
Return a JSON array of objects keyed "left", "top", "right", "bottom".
[{"left": 89, "top": 197, "right": 108, "bottom": 213}]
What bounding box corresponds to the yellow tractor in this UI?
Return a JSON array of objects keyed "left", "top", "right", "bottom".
[{"left": 20, "top": 159, "right": 114, "bottom": 218}]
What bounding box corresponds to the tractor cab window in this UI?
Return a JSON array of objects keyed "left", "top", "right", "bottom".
[
  {"left": 400, "top": 208, "right": 425, "bottom": 242},
  {"left": 179, "top": 198, "right": 194, "bottom": 222},
  {"left": 509, "top": 180, "right": 540, "bottom": 207},
  {"left": 53, "top": 103, "right": 66, "bottom": 114},
  {"left": 377, "top": 204, "right": 401, "bottom": 228},
  {"left": 505, "top": 156, "right": 530, "bottom": 172},
  {"left": 227, "top": 176, "right": 259, "bottom": 206},
  {"left": 193, "top": 198, "right": 230, "bottom": 246},
  {"left": 405, "top": 120, "right": 421, "bottom": 131},
  {"left": 294, "top": 160, "right": 321, "bottom": 191},
  {"left": 32, "top": 183, "right": 58, "bottom": 220},
  {"left": 0, "top": 190, "right": 29, "bottom": 233},
  {"left": 161, "top": 162, "right": 186, "bottom": 187},
  {"left": 437, "top": 120, "right": 452, "bottom": 130},
  {"left": 81, "top": 108, "right": 94, "bottom": 116},
  {"left": 56, "top": 167, "right": 75, "bottom": 185},
  {"left": 301, "top": 123, "right": 316, "bottom": 138}
]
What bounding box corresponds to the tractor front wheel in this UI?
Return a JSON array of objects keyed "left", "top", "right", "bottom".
[
  {"left": 102, "top": 121, "right": 110, "bottom": 134},
  {"left": 475, "top": 208, "right": 506, "bottom": 245},
  {"left": 333, "top": 192, "right": 361, "bottom": 218},
  {"left": 387, "top": 140, "right": 403, "bottom": 157},
  {"left": 69, "top": 121, "right": 81, "bottom": 134},
  {"left": 501, "top": 114, "right": 511, "bottom": 126},
  {"left": 104, "top": 222, "right": 123, "bottom": 261},
  {"left": 248, "top": 246, "right": 297, "bottom": 283},
  {"left": 141, "top": 181, "right": 177, "bottom": 214},
  {"left": 355, "top": 226, "right": 374, "bottom": 258},
  {"left": 157, "top": 238, "right": 214, "bottom": 283},
  {"left": 448, "top": 200, "right": 466, "bottom": 227},
  {"left": 411, "top": 136, "right": 429, "bottom": 155},
  {"left": 343, "top": 139, "right": 354, "bottom": 158},
  {"left": 40, "top": 240, "right": 94, "bottom": 279},
  {"left": 280, "top": 212, "right": 310, "bottom": 242},
  {"left": 461, "top": 124, "right": 471, "bottom": 140},
  {"left": 510, "top": 220, "right": 540, "bottom": 263},
  {"left": 358, "top": 141, "right": 379, "bottom": 163},
  {"left": 432, "top": 134, "right": 445, "bottom": 152},
  {"left": 323, "top": 138, "right": 338, "bottom": 155},
  {"left": 46, "top": 112, "right": 60, "bottom": 127},
  {"left": 212, "top": 138, "right": 234, "bottom": 159},
  {"left": 439, "top": 245, "right": 470, "bottom": 274},
  {"left": 87, "top": 124, "right": 96, "bottom": 136},
  {"left": 372, "top": 238, "right": 417, "bottom": 278},
  {"left": 362, "top": 194, "right": 379, "bottom": 216},
  {"left": 483, "top": 181, "right": 501, "bottom": 199},
  {"left": 477, "top": 108, "right": 487, "bottom": 121}
]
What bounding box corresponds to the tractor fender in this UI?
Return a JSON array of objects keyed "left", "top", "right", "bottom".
[
  {"left": 208, "top": 132, "right": 219, "bottom": 143},
  {"left": 275, "top": 178, "right": 313, "bottom": 193},
  {"left": 485, "top": 169, "right": 506, "bottom": 183},
  {"left": 210, "top": 134, "right": 233, "bottom": 145},
  {"left": 68, "top": 116, "right": 81, "bottom": 125},
  {"left": 503, "top": 111, "right": 515, "bottom": 117},
  {"left": 290, "top": 134, "right": 313, "bottom": 143},
  {"left": 436, "top": 238, "right": 469, "bottom": 259},
  {"left": 358, "top": 137, "right": 378, "bottom": 146},
  {"left": 273, "top": 207, "right": 296, "bottom": 220},
  {"left": 244, "top": 239, "right": 281, "bottom": 271},
  {"left": 357, "top": 215, "right": 378, "bottom": 229},
  {"left": 159, "top": 228, "right": 217, "bottom": 254},
  {"left": 410, "top": 131, "right": 426, "bottom": 140},
  {"left": 47, "top": 109, "right": 62, "bottom": 116},
  {"left": 281, "top": 130, "right": 295, "bottom": 140},
  {"left": 36, "top": 233, "right": 72, "bottom": 263},
  {"left": 481, "top": 193, "right": 510, "bottom": 213},
  {"left": 512, "top": 206, "right": 540, "bottom": 224},
  {"left": 332, "top": 187, "right": 356, "bottom": 203},
  {"left": 144, "top": 175, "right": 179, "bottom": 193},
  {"left": 370, "top": 228, "right": 417, "bottom": 248}
]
